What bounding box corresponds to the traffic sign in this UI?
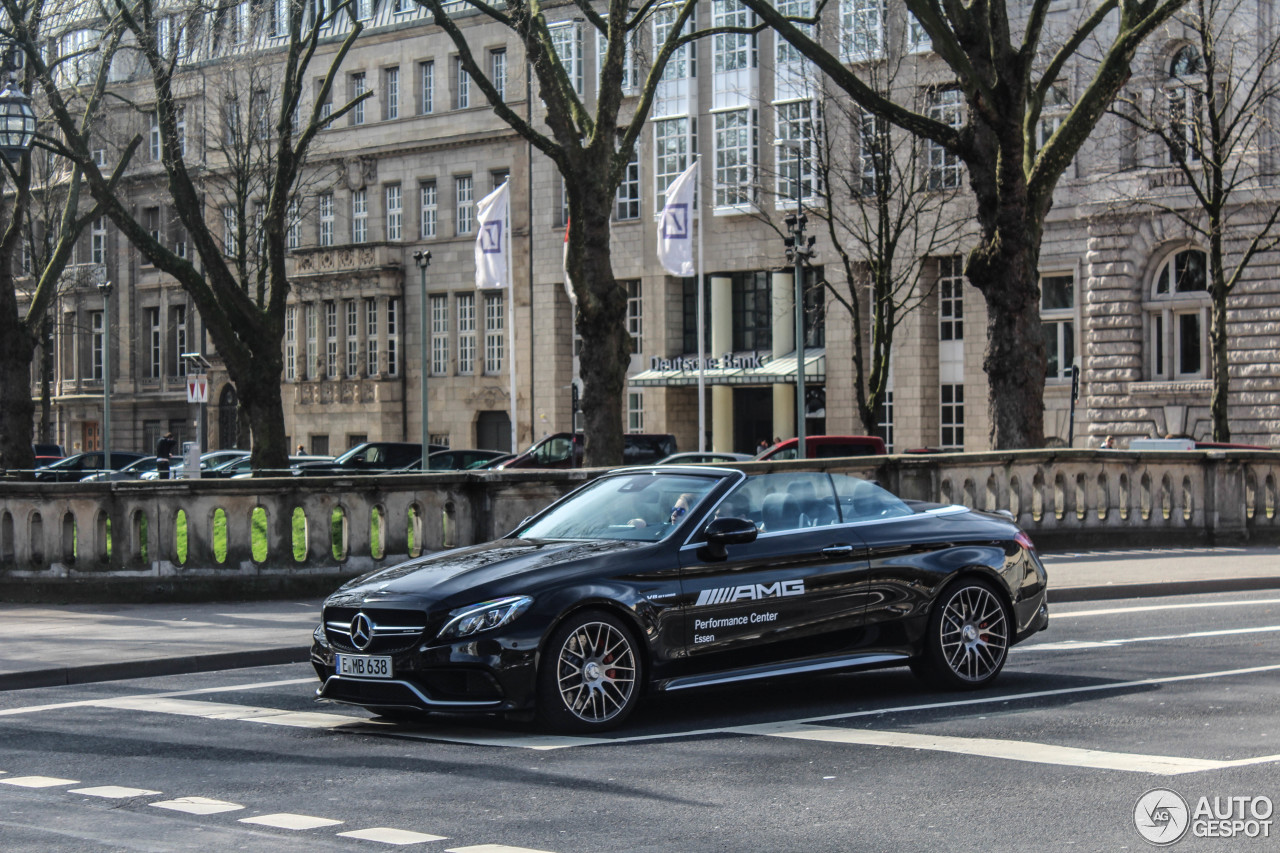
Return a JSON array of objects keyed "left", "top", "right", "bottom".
[{"left": 187, "top": 375, "right": 208, "bottom": 404}]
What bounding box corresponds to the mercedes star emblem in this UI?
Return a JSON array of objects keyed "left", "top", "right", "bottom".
[{"left": 351, "top": 613, "right": 375, "bottom": 650}]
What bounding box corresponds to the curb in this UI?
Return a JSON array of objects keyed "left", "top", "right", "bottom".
[
  {"left": 1051, "top": 575, "right": 1280, "bottom": 603},
  {"left": 0, "top": 647, "right": 308, "bottom": 692}
]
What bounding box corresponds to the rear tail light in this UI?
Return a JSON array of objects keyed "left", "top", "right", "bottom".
[{"left": 1015, "top": 531, "right": 1036, "bottom": 552}]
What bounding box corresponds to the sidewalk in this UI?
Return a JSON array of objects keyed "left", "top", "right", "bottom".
[{"left": 1, "top": 546, "right": 1277, "bottom": 692}]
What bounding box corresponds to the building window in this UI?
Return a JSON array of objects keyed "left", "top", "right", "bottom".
[
  {"left": 173, "top": 305, "right": 187, "bottom": 376},
  {"left": 286, "top": 199, "right": 300, "bottom": 249},
  {"left": 147, "top": 307, "right": 161, "bottom": 379},
  {"left": 714, "top": 108, "right": 755, "bottom": 208},
  {"left": 149, "top": 112, "right": 161, "bottom": 160},
  {"left": 654, "top": 116, "right": 693, "bottom": 210},
  {"left": 430, "top": 294, "right": 449, "bottom": 375},
  {"left": 775, "top": 99, "right": 819, "bottom": 201},
  {"left": 940, "top": 384, "right": 964, "bottom": 450},
  {"left": 596, "top": 17, "right": 642, "bottom": 95},
  {"left": 654, "top": 3, "right": 695, "bottom": 81},
  {"left": 385, "top": 184, "right": 402, "bottom": 241},
  {"left": 1148, "top": 248, "right": 1209, "bottom": 378},
  {"left": 91, "top": 217, "right": 107, "bottom": 265},
  {"left": 325, "top": 301, "right": 338, "bottom": 379},
  {"left": 222, "top": 205, "right": 237, "bottom": 255},
  {"left": 387, "top": 297, "right": 400, "bottom": 377},
  {"left": 305, "top": 303, "right": 318, "bottom": 379},
  {"left": 223, "top": 99, "right": 239, "bottom": 145},
  {"left": 318, "top": 192, "right": 334, "bottom": 246},
  {"left": 383, "top": 66, "right": 399, "bottom": 120},
  {"left": 1166, "top": 46, "right": 1203, "bottom": 164},
  {"left": 840, "top": 0, "right": 885, "bottom": 63},
  {"left": 907, "top": 13, "right": 931, "bottom": 53},
  {"left": 615, "top": 144, "right": 640, "bottom": 220},
  {"left": 628, "top": 392, "right": 645, "bottom": 433},
  {"left": 548, "top": 21, "right": 584, "bottom": 95},
  {"left": 625, "top": 279, "right": 642, "bottom": 354},
  {"left": 365, "top": 298, "right": 379, "bottom": 375},
  {"left": 1037, "top": 83, "right": 1071, "bottom": 152},
  {"left": 457, "top": 292, "right": 476, "bottom": 374},
  {"left": 927, "top": 87, "right": 965, "bottom": 190},
  {"left": 939, "top": 255, "right": 964, "bottom": 341},
  {"left": 286, "top": 305, "right": 297, "bottom": 381},
  {"left": 346, "top": 300, "right": 359, "bottom": 377},
  {"left": 455, "top": 57, "right": 470, "bottom": 109},
  {"left": 731, "top": 270, "right": 772, "bottom": 351},
  {"left": 420, "top": 181, "right": 437, "bottom": 238},
  {"left": 91, "top": 310, "right": 105, "bottom": 381},
  {"left": 491, "top": 48, "right": 507, "bottom": 101},
  {"left": 1041, "top": 272, "right": 1075, "bottom": 380},
  {"left": 875, "top": 389, "right": 894, "bottom": 453},
  {"left": 858, "top": 108, "right": 887, "bottom": 196},
  {"left": 712, "top": 0, "right": 753, "bottom": 73},
  {"left": 351, "top": 189, "right": 368, "bottom": 243},
  {"left": 419, "top": 60, "right": 434, "bottom": 114},
  {"left": 455, "top": 175, "right": 474, "bottom": 235},
  {"left": 350, "top": 72, "right": 366, "bottom": 126},
  {"left": 484, "top": 292, "right": 504, "bottom": 374}
]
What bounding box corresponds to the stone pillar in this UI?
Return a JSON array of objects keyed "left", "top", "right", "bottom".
[
  {"left": 710, "top": 276, "right": 733, "bottom": 451},
  {"left": 772, "top": 271, "right": 795, "bottom": 441}
]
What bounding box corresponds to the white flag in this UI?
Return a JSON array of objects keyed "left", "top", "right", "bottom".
[
  {"left": 475, "top": 180, "right": 510, "bottom": 289},
  {"left": 563, "top": 218, "right": 576, "bottom": 305},
  {"left": 657, "top": 160, "right": 698, "bottom": 277}
]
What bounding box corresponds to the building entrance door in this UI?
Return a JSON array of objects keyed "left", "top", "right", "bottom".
[
  {"left": 476, "top": 410, "right": 511, "bottom": 452},
  {"left": 732, "top": 387, "right": 773, "bottom": 455}
]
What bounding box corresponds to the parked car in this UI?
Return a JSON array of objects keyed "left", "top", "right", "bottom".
[
  {"left": 425, "top": 449, "right": 511, "bottom": 470},
  {"left": 312, "top": 465, "right": 1049, "bottom": 732},
  {"left": 32, "top": 443, "right": 66, "bottom": 465},
  {"left": 80, "top": 456, "right": 162, "bottom": 482},
  {"left": 497, "top": 432, "right": 677, "bottom": 469},
  {"left": 34, "top": 451, "right": 148, "bottom": 482},
  {"left": 139, "top": 450, "right": 251, "bottom": 480},
  {"left": 294, "top": 442, "right": 446, "bottom": 476},
  {"left": 657, "top": 451, "right": 754, "bottom": 465},
  {"left": 215, "top": 454, "right": 336, "bottom": 479},
  {"left": 755, "top": 435, "right": 887, "bottom": 461}
]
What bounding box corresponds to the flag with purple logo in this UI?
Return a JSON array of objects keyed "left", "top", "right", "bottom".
[
  {"left": 657, "top": 160, "right": 698, "bottom": 277},
  {"left": 475, "top": 180, "right": 510, "bottom": 289}
]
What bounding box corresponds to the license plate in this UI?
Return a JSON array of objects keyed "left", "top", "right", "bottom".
[{"left": 336, "top": 654, "right": 393, "bottom": 679}]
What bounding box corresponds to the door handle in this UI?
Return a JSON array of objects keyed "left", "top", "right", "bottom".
[{"left": 822, "top": 544, "right": 855, "bottom": 557}]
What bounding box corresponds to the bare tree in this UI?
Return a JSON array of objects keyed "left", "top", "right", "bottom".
[
  {"left": 740, "top": 0, "right": 1187, "bottom": 449},
  {"left": 1111, "top": 0, "right": 1280, "bottom": 440},
  {"left": 416, "top": 0, "right": 751, "bottom": 465},
  {"left": 0, "top": 0, "right": 114, "bottom": 475},
  {"left": 10, "top": 0, "right": 368, "bottom": 469}
]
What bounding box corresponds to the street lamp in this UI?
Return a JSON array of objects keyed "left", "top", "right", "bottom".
[
  {"left": 776, "top": 138, "right": 815, "bottom": 458},
  {"left": 97, "top": 278, "right": 113, "bottom": 473},
  {"left": 413, "top": 249, "right": 432, "bottom": 471},
  {"left": 0, "top": 46, "right": 35, "bottom": 163}
]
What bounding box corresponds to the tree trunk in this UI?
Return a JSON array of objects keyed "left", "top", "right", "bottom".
[
  {"left": 1209, "top": 288, "right": 1230, "bottom": 441},
  {"left": 0, "top": 301, "right": 37, "bottom": 476},
  {"left": 570, "top": 190, "right": 629, "bottom": 468},
  {"left": 233, "top": 348, "right": 288, "bottom": 467}
]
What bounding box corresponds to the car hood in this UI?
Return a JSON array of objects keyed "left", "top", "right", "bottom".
[{"left": 326, "top": 538, "right": 650, "bottom": 608}]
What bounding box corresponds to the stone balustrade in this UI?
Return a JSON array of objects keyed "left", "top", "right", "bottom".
[{"left": 1, "top": 450, "right": 1276, "bottom": 600}]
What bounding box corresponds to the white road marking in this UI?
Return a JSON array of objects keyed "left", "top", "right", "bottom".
[
  {"left": 69, "top": 785, "right": 161, "bottom": 799},
  {"left": 0, "top": 775, "right": 78, "bottom": 788},
  {"left": 150, "top": 796, "right": 244, "bottom": 815},
  {"left": 91, "top": 696, "right": 373, "bottom": 729},
  {"left": 1056, "top": 598, "right": 1280, "bottom": 619},
  {"left": 238, "top": 813, "right": 344, "bottom": 830},
  {"left": 1017, "top": 624, "right": 1280, "bottom": 652},
  {"left": 0, "top": 677, "right": 316, "bottom": 717},
  {"left": 338, "top": 827, "right": 448, "bottom": 845},
  {"left": 739, "top": 723, "right": 1249, "bottom": 775},
  {"left": 447, "top": 846, "right": 559, "bottom": 853}
]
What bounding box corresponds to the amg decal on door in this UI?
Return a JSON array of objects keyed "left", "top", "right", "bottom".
[{"left": 695, "top": 580, "right": 805, "bottom": 606}]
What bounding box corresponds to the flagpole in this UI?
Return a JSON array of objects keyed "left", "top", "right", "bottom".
[
  {"left": 506, "top": 183, "right": 517, "bottom": 454},
  {"left": 695, "top": 157, "right": 706, "bottom": 453}
]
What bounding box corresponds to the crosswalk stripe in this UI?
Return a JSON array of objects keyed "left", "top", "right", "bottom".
[
  {"left": 338, "top": 827, "right": 448, "bottom": 845},
  {"left": 239, "top": 813, "right": 344, "bottom": 830}
]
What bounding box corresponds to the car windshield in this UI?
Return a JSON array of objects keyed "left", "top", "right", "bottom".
[{"left": 518, "top": 472, "right": 722, "bottom": 542}]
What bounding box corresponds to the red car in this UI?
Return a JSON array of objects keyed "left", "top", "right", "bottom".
[{"left": 755, "top": 435, "right": 887, "bottom": 460}]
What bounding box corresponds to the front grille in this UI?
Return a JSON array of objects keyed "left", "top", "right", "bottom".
[{"left": 324, "top": 606, "right": 427, "bottom": 654}]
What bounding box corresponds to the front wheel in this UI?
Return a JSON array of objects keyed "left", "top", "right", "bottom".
[
  {"left": 537, "top": 610, "right": 643, "bottom": 733},
  {"left": 913, "top": 578, "right": 1011, "bottom": 690}
]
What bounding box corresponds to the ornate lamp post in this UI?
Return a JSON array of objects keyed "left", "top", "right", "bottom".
[
  {"left": 777, "top": 139, "right": 815, "bottom": 458},
  {"left": 413, "top": 250, "right": 432, "bottom": 471},
  {"left": 0, "top": 47, "right": 36, "bottom": 163}
]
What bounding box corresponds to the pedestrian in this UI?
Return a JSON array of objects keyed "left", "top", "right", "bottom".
[
  {"left": 756, "top": 437, "right": 771, "bottom": 454},
  {"left": 296, "top": 444, "right": 305, "bottom": 455},
  {"left": 1100, "top": 435, "right": 1115, "bottom": 449},
  {"left": 155, "top": 431, "right": 177, "bottom": 479}
]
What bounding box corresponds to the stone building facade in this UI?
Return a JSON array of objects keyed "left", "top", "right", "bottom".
[{"left": 24, "top": 1, "right": 1280, "bottom": 460}]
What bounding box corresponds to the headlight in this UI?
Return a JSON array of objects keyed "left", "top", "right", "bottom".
[{"left": 437, "top": 596, "right": 533, "bottom": 640}]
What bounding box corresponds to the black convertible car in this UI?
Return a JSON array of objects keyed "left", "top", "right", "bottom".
[{"left": 312, "top": 466, "right": 1048, "bottom": 732}]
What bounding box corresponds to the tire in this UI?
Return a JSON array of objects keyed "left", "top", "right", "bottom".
[
  {"left": 536, "top": 610, "right": 643, "bottom": 733},
  {"left": 913, "top": 577, "right": 1011, "bottom": 690}
]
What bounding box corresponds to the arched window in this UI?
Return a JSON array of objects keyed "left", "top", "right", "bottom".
[
  {"left": 1165, "top": 46, "right": 1203, "bottom": 164},
  {"left": 1146, "top": 248, "right": 1209, "bottom": 379}
]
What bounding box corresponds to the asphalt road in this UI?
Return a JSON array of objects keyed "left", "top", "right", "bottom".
[{"left": 2, "top": 590, "right": 1278, "bottom": 852}]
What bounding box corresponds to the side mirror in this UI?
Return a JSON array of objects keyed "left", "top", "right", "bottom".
[{"left": 698, "top": 516, "right": 758, "bottom": 561}]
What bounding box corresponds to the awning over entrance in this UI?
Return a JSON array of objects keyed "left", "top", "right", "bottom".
[{"left": 629, "top": 349, "right": 826, "bottom": 387}]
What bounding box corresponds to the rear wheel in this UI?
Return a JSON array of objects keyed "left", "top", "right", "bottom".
[
  {"left": 913, "top": 578, "right": 1011, "bottom": 690},
  {"left": 537, "top": 610, "right": 643, "bottom": 733}
]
